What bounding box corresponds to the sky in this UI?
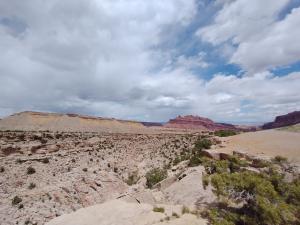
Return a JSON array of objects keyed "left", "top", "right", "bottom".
[{"left": 0, "top": 0, "right": 300, "bottom": 124}]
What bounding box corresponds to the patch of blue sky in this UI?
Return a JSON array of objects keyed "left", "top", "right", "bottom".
[
  {"left": 271, "top": 61, "right": 300, "bottom": 76},
  {"left": 278, "top": 0, "right": 300, "bottom": 20}
]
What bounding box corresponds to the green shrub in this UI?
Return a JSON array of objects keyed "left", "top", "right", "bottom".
[
  {"left": 206, "top": 160, "right": 229, "bottom": 174},
  {"left": 227, "top": 155, "right": 248, "bottom": 173},
  {"left": 272, "top": 155, "right": 288, "bottom": 164},
  {"left": 12, "top": 196, "right": 22, "bottom": 205},
  {"left": 188, "top": 155, "right": 202, "bottom": 167},
  {"left": 125, "top": 171, "right": 139, "bottom": 186},
  {"left": 172, "top": 212, "right": 180, "bottom": 218},
  {"left": 194, "top": 138, "right": 212, "bottom": 150},
  {"left": 173, "top": 156, "right": 182, "bottom": 165},
  {"left": 214, "top": 130, "right": 237, "bottom": 137},
  {"left": 207, "top": 171, "right": 298, "bottom": 225},
  {"left": 27, "top": 166, "right": 36, "bottom": 175},
  {"left": 146, "top": 168, "right": 167, "bottom": 188},
  {"left": 182, "top": 206, "right": 190, "bottom": 214},
  {"left": 28, "top": 182, "right": 36, "bottom": 189},
  {"left": 42, "top": 158, "right": 49, "bottom": 164},
  {"left": 153, "top": 207, "right": 165, "bottom": 213},
  {"left": 202, "top": 175, "right": 209, "bottom": 189}
]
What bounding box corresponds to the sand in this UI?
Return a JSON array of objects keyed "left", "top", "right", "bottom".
[{"left": 220, "top": 129, "right": 300, "bottom": 164}]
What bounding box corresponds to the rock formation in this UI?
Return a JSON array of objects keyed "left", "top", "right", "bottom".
[
  {"left": 262, "top": 111, "right": 300, "bottom": 129},
  {"left": 164, "top": 115, "right": 236, "bottom": 131}
]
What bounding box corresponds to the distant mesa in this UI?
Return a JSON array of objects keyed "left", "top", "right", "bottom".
[
  {"left": 164, "top": 115, "right": 237, "bottom": 131},
  {"left": 0, "top": 111, "right": 259, "bottom": 132},
  {"left": 0, "top": 111, "right": 148, "bottom": 133},
  {"left": 262, "top": 111, "right": 300, "bottom": 129}
]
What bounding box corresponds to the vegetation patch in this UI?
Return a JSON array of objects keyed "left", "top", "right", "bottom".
[
  {"left": 12, "top": 196, "right": 22, "bottom": 206},
  {"left": 214, "top": 130, "right": 238, "bottom": 137},
  {"left": 125, "top": 171, "right": 139, "bottom": 186},
  {"left": 204, "top": 169, "right": 300, "bottom": 225},
  {"left": 194, "top": 138, "right": 212, "bottom": 150},
  {"left": 146, "top": 168, "right": 167, "bottom": 188},
  {"left": 272, "top": 155, "right": 288, "bottom": 164},
  {"left": 153, "top": 206, "right": 165, "bottom": 213},
  {"left": 28, "top": 182, "right": 36, "bottom": 189},
  {"left": 27, "top": 166, "right": 36, "bottom": 175}
]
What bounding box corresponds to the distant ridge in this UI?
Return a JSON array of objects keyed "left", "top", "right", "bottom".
[
  {"left": 0, "top": 111, "right": 149, "bottom": 133},
  {"left": 0, "top": 111, "right": 258, "bottom": 133},
  {"left": 262, "top": 111, "right": 300, "bottom": 129}
]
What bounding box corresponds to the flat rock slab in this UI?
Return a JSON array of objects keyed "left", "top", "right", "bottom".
[
  {"left": 46, "top": 199, "right": 207, "bottom": 225},
  {"left": 163, "top": 166, "right": 216, "bottom": 206}
]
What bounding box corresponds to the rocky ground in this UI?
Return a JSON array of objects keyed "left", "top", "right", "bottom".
[
  {"left": 219, "top": 129, "right": 300, "bottom": 164},
  {"left": 0, "top": 130, "right": 217, "bottom": 225},
  {"left": 1, "top": 130, "right": 300, "bottom": 225}
]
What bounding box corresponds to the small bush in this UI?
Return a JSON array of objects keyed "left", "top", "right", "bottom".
[
  {"left": 227, "top": 155, "right": 248, "bottom": 173},
  {"left": 12, "top": 196, "right": 22, "bottom": 205},
  {"left": 207, "top": 171, "right": 299, "bottom": 225},
  {"left": 0, "top": 166, "right": 4, "bottom": 173},
  {"left": 153, "top": 207, "right": 165, "bottom": 213},
  {"left": 27, "top": 166, "right": 36, "bottom": 175},
  {"left": 214, "top": 130, "right": 237, "bottom": 137},
  {"left": 28, "top": 182, "right": 36, "bottom": 189},
  {"left": 82, "top": 168, "right": 88, "bottom": 172},
  {"left": 194, "top": 138, "right": 212, "bottom": 150},
  {"left": 273, "top": 155, "right": 288, "bottom": 164},
  {"left": 182, "top": 206, "right": 190, "bottom": 214},
  {"left": 172, "top": 212, "right": 180, "bottom": 218},
  {"left": 188, "top": 155, "right": 202, "bottom": 167},
  {"left": 42, "top": 158, "right": 49, "bottom": 164},
  {"left": 202, "top": 175, "right": 209, "bottom": 189},
  {"left": 146, "top": 168, "right": 167, "bottom": 188},
  {"left": 125, "top": 171, "right": 139, "bottom": 186}
]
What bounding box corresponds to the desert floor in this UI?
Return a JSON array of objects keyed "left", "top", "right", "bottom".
[{"left": 220, "top": 129, "right": 300, "bottom": 163}]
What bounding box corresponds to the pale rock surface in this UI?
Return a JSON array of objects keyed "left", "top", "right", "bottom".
[
  {"left": 46, "top": 200, "right": 207, "bottom": 225},
  {"left": 162, "top": 166, "right": 216, "bottom": 206}
]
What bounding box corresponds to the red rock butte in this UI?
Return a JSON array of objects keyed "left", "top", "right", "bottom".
[
  {"left": 164, "top": 115, "right": 236, "bottom": 131},
  {"left": 262, "top": 111, "right": 300, "bottom": 129}
]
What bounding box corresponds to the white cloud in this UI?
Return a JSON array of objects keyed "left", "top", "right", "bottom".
[
  {"left": 175, "top": 52, "right": 209, "bottom": 69},
  {"left": 197, "top": 0, "right": 289, "bottom": 45},
  {"left": 197, "top": 0, "right": 300, "bottom": 73},
  {"left": 231, "top": 7, "right": 300, "bottom": 72},
  {"left": 0, "top": 0, "right": 299, "bottom": 123}
]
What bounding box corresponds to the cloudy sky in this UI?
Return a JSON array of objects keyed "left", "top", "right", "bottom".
[{"left": 0, "top": 0, "right": 300, "bottom": 124}]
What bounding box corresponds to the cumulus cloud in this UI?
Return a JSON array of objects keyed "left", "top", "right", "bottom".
[
  {"left": 0, "top": 0, "right": 299, "bottom": 123},
  {"left": 197, "top": 0, "right": 300, "bottom": 73},
  {"left": 231, "top": 7, "right": 300, "bottom": 72}
]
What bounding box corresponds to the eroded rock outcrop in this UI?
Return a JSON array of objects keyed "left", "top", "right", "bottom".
[
  {"left": 164, "top": 115, "right": 236, "bottom": 131},
  {"left": 262, "top": 111, "right": 300, "bottom": 129}
]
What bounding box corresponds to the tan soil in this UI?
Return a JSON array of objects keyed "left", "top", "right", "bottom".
[{"left": 220, "top": 129, "right": 300, "bottom": 164}]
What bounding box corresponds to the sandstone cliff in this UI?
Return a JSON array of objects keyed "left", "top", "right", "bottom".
[
  {"left": 164, "top": 115, "right": 236, "bottom": 131},
  {"left": 262, "top": 111, "right": 300, "bottom": 129}
]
